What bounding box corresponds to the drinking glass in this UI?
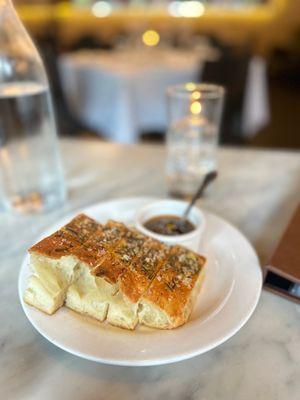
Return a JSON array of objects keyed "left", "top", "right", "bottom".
[
  {"left": 166, "top": 83, "right": 224, "bottom": 198},
  {"left": 0, "top": 0, "right": 66, "bottom": 214}
]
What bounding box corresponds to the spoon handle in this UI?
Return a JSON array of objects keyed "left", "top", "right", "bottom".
[{"left": 183, "top": 171, "right": 218, "bottom": 220}]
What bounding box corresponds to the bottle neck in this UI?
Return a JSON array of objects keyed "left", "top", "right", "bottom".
[
  {"left": 0, "top": 0, "right": 47, "bottom": 85},
  {"left": 0, "top": 0, "right": 13, "bottom": 10},
  {"left": 0, "top": 0, "right": 18, "bottom": 24}
]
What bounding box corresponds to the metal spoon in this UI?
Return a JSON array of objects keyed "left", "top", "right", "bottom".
[{"left": 177, "top": 170, "right": 218, "bottom": 233}]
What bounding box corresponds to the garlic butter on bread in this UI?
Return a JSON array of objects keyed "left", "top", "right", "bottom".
[{"left": 24, "top": 214, "right": 206, "bottom": 330}]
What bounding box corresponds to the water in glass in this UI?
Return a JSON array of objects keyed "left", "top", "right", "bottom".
[
  {"left": 166, "top": 115, "right": 218, "bottom": 198},
  {"left": 0, "top": 81, "right": 65, "bottom": 213}
]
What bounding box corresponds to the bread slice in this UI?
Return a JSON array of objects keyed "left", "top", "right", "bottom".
[
  {"left": 105, "top": 229, "right": 151, "bottom": 329},
  {"left": 65, "top": 220, "right": 129, "bottom": 320},
  {"left": 65, "top": 264, "right": 115, "bottom": 322},
  {"left": 107, "top": 238, "right": 169, "bottom": 329},
  {"left": 138, "top": 246, "right": 206, "bottom": 329},
  {"left": 24, "top": 215, "right": 101, "bottom": 314}
]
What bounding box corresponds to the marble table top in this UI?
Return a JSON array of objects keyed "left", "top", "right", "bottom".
[{"left": 1, "top": 139, "right": 300, "bottom": 400}]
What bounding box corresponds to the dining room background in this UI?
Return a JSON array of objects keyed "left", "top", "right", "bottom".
[
  {"left": 13, "top": 0, "right": 300, "bottom": 148},
  {"left": 1, "top": 0, "right": 300, "bottom": 398}
]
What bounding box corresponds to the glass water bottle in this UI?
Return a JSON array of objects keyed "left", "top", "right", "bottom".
[{"left": 0, "top": 0, "right": 66, "bottom": 214}]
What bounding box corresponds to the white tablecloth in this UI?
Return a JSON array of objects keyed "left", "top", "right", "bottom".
[
  {"left": 59, "top": 49, "right": 208, "bottom": 143},
  {"left": 59, "top": 49, "right": 269, "bottom": 143}
]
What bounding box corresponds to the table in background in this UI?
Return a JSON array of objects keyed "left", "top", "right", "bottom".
[
  {"left": 1, "top": 139, "right": 300, "bottom": 399},
  {"left": 59, "top": 49, "right": 270, "bottom": 143},
  {"left": 59, "top": 48, "right": 207, "bottom": 143}
]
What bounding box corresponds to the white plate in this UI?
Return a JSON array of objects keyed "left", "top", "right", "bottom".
[{"left": 19, "top": 197, "right": 262, "bottom": 366}]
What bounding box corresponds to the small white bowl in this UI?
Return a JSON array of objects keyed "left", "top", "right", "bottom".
[{"left": 135, "top": 199, "right": 205, "bottom": 252}]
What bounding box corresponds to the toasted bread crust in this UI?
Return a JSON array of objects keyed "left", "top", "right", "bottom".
[
  {"left": 29, "top": 214, "right": 102, "bottom": 258},
  {"left": 141, "top": 246, "right": 206, "bottom": 327},
  {"left": 118, "top": 238, "right": 169, "bottom": 303},
  {"left": 26, "top": 214, "right": 206, "bottom": 330},
  {"left": 73, "top": 220, "right": 130, "bottom": 283},
  {"left": 29, "top": 230, "right": 81, "bottom": 259},
  {"left": 90, "top": 226, "right": 149, "bottom": 283},
  {"left": 63, "top": 214, "right": 101, "bottom": 242}
]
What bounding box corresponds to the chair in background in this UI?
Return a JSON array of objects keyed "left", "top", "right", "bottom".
[
  {"left": 69, "top": 35, "right": 113, "bottom": 52},
  {"left": 201, "top": 39, "right": 251, "bottom": 145}
]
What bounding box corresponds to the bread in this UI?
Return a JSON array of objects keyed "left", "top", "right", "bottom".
[
  {"left": 65, "top": 264, "right": 115, "bottom": 322},
  {"left": 82, "top": 221, "right": 141, "bottom": 283},
  {"left": 104, "top": 228, "right": 153, "bottom": 329},
  {"left": 24, "top": 214, "right": 206, "bottom": 330},
  {"left": 24, "top": 214, "right": 101, "bottom": 314},
  {"left": 107, "top": 238, "right": 168, "bottom": 329},
  {"left": 65, "top": 220, "right": 129, "bottom": 321},
  {"left": 138, "top": 246, "right": 206, "bottom": 329}
]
